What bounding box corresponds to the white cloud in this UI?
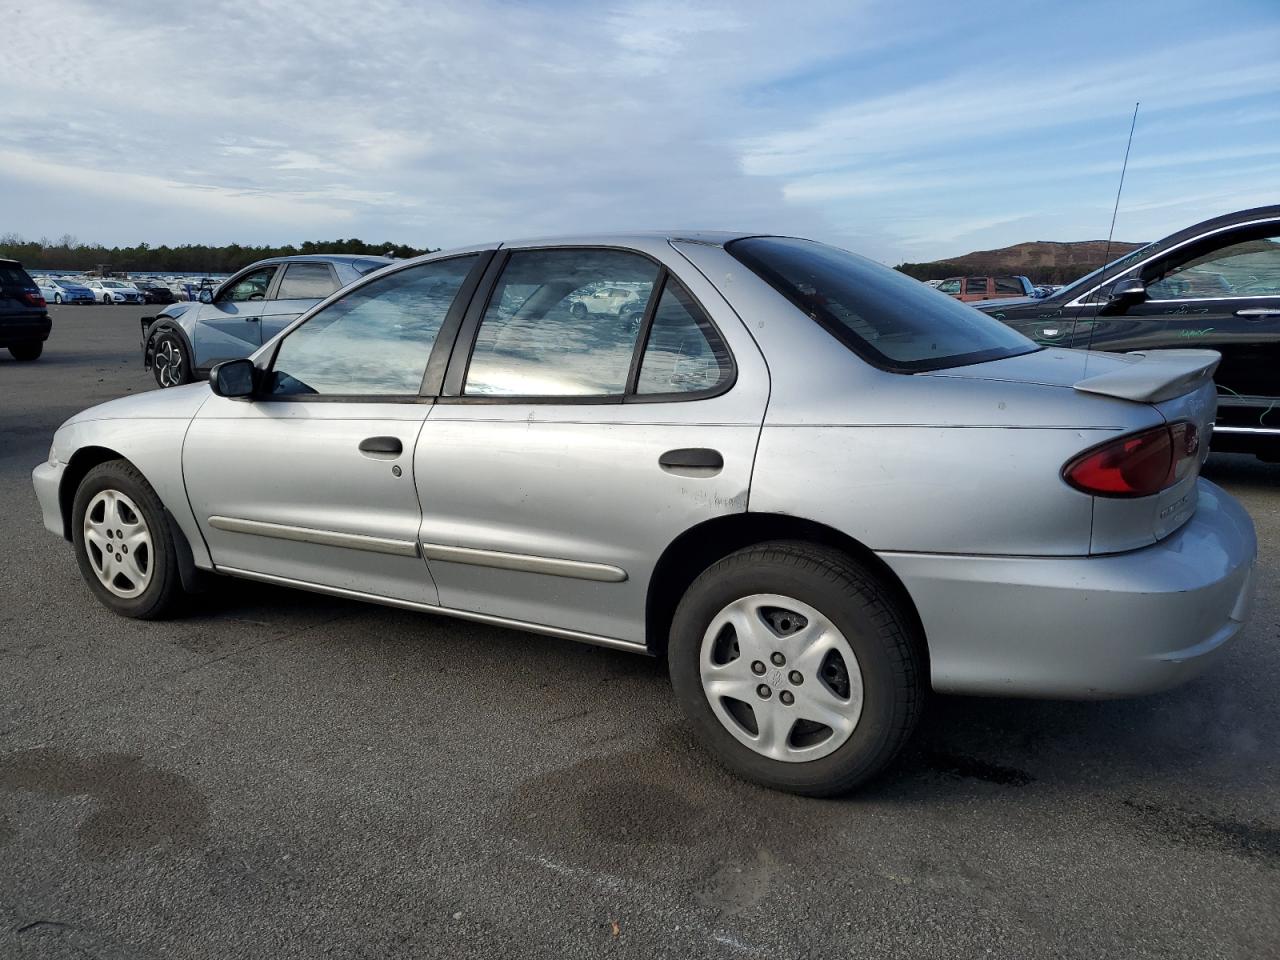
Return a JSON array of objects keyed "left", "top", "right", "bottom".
[{"left": 1, "top": 0, "right": 1276, "bottom": 264}]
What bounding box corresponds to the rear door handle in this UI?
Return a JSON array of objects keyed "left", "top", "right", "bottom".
[
  {"left": 659, "top": 448, "right": 723, "bottom": 474},
  {"left": 359, "top": 436, "right": 402, "bottom": 456},
  {"left": 1236, "top": 307, "right": 1280, "bottom": 319}
]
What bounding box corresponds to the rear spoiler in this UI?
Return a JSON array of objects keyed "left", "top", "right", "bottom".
[{"left": 1073, "top": 350, "right": 1220, "bottom": 404}]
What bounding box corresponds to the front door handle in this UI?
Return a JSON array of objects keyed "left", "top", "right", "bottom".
[
  {"left": 1236, "top": 307, "right": 1280, "bottom": 319},
  {"left": 359, "top": 436, "right": 402, "bottom": 456},
  {"left": 659, "top": 448, "right": 723, "bottom": 475}
]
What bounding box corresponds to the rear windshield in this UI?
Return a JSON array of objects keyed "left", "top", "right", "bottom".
[
  {"left": 0, "top": 265, "right": 36, "bottom": 290},
  {"left": 727, "top": 237, "right": 1038, "bottom": 372}
]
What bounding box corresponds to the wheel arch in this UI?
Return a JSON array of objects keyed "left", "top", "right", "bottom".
[
  {"left": 143, "top": 319, "right": 196, "bottom": 373},
  {"left": 645, "top": 513, "right": 929, "bottom": 673},
  {"left": 59, "top": 446, "right": 202, "bottom": 591}
]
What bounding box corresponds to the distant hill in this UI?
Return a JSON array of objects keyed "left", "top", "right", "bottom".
[{"left": 895, "top": 239, "right": 1145, "bottom": 286}]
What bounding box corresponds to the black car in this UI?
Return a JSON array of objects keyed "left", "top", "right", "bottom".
[
  {"left": 975, "top": 204, "right": 1280, "bottom": 459},
  {"left": 132, "top": 279, "right": 177, "bottom": 304},
  {"left": 0, "top": 258, "right": 50, "bottom": 361}
]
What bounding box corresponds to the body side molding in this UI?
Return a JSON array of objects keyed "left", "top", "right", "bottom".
[
  {"left": 208, "top": 516, "right": 419, "bottom": 558},
  {"left": 419, "top": 542, "right": 628, "bottom": 583}
]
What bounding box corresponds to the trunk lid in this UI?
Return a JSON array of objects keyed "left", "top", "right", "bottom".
[{"left": 928, "top": 347, "right": 1220, "bottom": 553}]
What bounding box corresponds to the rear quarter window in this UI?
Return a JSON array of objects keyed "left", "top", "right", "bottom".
[{"left": 727, "top": 237, "right": 1037, "bottom": 373}]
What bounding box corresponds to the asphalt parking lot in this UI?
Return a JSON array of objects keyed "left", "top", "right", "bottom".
[{"left": 1, "top": 304, "right": 1278, "bottom": 959}]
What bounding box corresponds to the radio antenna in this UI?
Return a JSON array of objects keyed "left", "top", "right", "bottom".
[
  {"left": 1082, "top": 101, "right": 1140, "bottom": 364},
  {"left": 1101, "top": 101, "right": 1140, "bottom": 280}
]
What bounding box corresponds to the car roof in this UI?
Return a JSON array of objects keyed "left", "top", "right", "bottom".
[
  {"left": 245, "top": 254, "right": 395, "bottom": 268},
  {"left": 500, "top": 230, "right": 758, "bottom": 248}
]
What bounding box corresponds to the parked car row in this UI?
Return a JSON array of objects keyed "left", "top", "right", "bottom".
[
  {"left": 36, "top": 275, "right": 176, "bottom": 305},
  {"left": 32, "top": 229, "right": 1257, "bottom": 797},
  {"left": 36, "top": 273, "right": 218, "bottom": 304}
]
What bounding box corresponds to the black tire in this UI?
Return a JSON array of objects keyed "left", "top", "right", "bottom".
[
  {"left": 8, "top": 343, "right": 42, "bottom": 361},
  {"left": 54, "top": 293, "right": 63, "bottom": 304},
  {"left": 668, "top": 541, "right": 925, "bottom": 797},
  {"left": 150, "top": 330, "right": 191, "bottom": 388},
  {"left": 569, "top": 301, "right": 588, "bottom": 318},
  {"left": 71, "top": 460, "right": 187, "bottom": 619}
]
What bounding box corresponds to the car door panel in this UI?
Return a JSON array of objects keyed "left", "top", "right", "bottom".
[
  {"left": 415, "top": 407, "right": 761, "bottom": 642},
  {"left": 191, "top": 301, "right": 265, "bottom": 367},
  {"left": 184, "top": 397, "right": 438, "bottom": 603}
]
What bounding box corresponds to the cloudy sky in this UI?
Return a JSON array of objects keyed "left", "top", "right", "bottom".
[{"left": 3, "top": 0, "right": 1277, "bottom": 264}]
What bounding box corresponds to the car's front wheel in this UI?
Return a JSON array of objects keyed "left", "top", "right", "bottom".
[
  {"left": 8, "top": 343, "right": 42, "bottom": 361},
  {"left": 669, "top": 541, "right": 925, "bottom": 796},
  {"left": 151, "top": 331, "right": 191, "bottom": 388},
  {"left": 71, "top": 460, "right": 186, "bottom": 619},
  {"left": 54, "top": 293, "right": 63, "bottom": 304}
]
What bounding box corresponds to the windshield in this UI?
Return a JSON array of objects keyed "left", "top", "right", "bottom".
[
  {"left": 102, "top": 281, "right": 126, "bottom": 288},
  {"left": 727, "top": 237, "right": 1038, "bottom": 372}
]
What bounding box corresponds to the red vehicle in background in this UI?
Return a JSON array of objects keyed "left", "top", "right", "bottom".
[{"left": 937, "top": 275, "right": 1036, "bottom": 301}]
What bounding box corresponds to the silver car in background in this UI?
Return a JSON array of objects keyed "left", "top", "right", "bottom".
[
  {"left": 139, "top": 254, "right": 391, "bottom": 388},
  {"left": 32, "top": 232, "right": 1256, "bottom": 795},
  {"left": 85, "top": 279, "right": 143, "bottom": 304}
]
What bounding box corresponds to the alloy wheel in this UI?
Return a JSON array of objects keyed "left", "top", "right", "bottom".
[
  {"left": 154, "top": 339, "right": 183, "bottom": 387},
  {"left": 699, "top": 593, "right": 864, "bottom": 763},
  {"left": 82, "top": 489, "right": 153, "bottom": 599}
]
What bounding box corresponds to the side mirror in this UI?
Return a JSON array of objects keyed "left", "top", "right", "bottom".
[
  {"left": 1099, "top": 277, "right": 1147, "bottom": 315},
  {"left": 209, "top": 358, "right": 256, "bottom": 398},
  {"left": 198, "top": 289, "right": 214, "bottom": 303}
]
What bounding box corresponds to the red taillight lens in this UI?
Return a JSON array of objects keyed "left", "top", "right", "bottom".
[
  {"left": 1063, "top": 421, "right": 1199, "bottom": 498},
  {"left": 20, "top": 291, "right": 46, "bottom": 307}
]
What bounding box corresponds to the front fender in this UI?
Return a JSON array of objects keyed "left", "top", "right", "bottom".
[{"left": 46, "top": 410, "right": 213, "bottom": 572}]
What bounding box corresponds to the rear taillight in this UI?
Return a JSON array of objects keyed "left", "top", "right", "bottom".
[
  {"left": 1063, "top": 421, "right": 1199, "bottom": 498},
  {"left": 20, "top": 291, "right": 46, "bottom": 307}
]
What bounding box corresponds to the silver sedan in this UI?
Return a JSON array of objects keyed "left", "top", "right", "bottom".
[{"left": 31, "top": 232, "right": 1257, "bottom": 795}]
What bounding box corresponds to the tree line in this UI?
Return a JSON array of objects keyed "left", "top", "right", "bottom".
[{"left": 0, "top": 234, "right": 436, "bottom": 274}]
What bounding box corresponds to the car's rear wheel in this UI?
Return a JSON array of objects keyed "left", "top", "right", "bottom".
[
  {"left": 668, "top": 541, "right": 925, "bottom": 796},
  {"left": 151, "top": 331, "right": 191, "bottom": 388},
  {"left": 72, "top": 460, "right": 186, "bottom": 619},
  {"left": 8, "top": 343, "right": 42, "bottom": 361}
]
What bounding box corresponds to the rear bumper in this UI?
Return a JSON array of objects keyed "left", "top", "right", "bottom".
[
  {"left": 1, "top": 317, "right": 52, "bottom": 344},
  {"left": 881, "top": 479, "right": 1257, "bottom": 698}
]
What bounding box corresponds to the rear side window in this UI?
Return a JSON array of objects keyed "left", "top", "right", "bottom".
[
  {"left": 464, "top": 249, "right": 660, "bottom": 397},
  {"left": 636, "top": 278, "right": 732, "bottom": 395},
  {"left": 727, "top": 237, "right": 1037, "bottom": 372},
  {"left": 994, "top": 276, "right": 1024, "bottom": 294},
  {"left": 276, "top": 262, "right": 338, "bottom": 300}
]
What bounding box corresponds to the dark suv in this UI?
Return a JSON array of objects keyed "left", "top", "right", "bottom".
[
  {"left": 974, "top": 205, "right": 1280, "bottom": 459},
  {"left": 0, "top": 258, "right": 50, "bottom": 361}
]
